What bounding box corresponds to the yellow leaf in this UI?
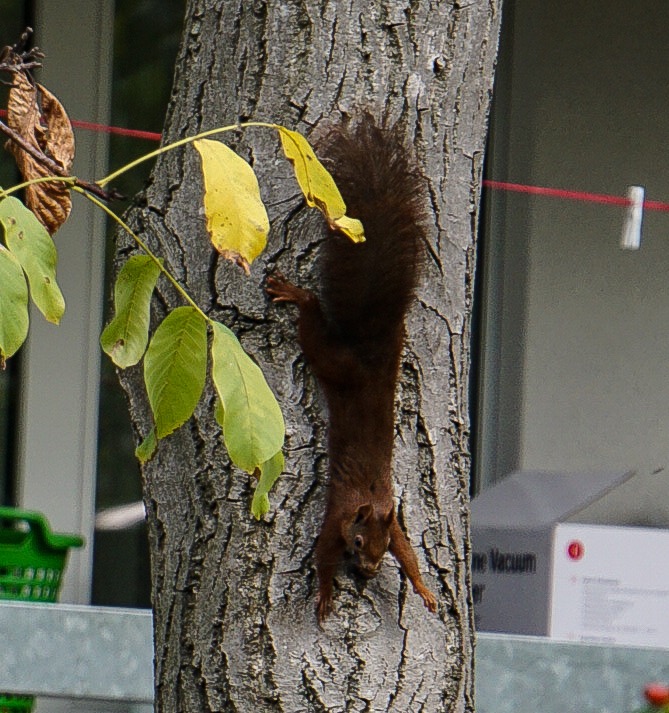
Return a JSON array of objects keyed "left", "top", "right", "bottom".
[
  {"left": 332, "top": 214, "right": 365, "bottom": 243},
  {"left": 278, "top": 127, "right": 365, "bottom": 244},
  {"left": 278, "top": 128, "right": 345, "bottom": 214},
  {"left": 194, "top": 139, "right": 269, "bottom": 272}
]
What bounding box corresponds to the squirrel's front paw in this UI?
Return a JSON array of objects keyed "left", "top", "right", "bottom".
[{"left": 415, "top": 584, "right": 438, "bottom": 614}]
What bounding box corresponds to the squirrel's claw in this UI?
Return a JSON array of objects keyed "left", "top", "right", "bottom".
[
  {"left": 265, "top": 273, "right": 292, "bottom": 302},
  {"left": 316, "top": 591, "right": 334, "bottom": 624},
  {"left": 266, "top": 273, "right": 312, "bottom": 305}
]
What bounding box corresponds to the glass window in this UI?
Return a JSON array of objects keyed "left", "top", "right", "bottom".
[{"left": 92, "top": 0, "right": 184, "bottom": 608}]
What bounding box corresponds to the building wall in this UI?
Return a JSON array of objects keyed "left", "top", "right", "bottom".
[
  {"left": 15, "top": 0, "right": 113, "bottom": 604},
  {"left": 478, "top": 0, "right": 669, "bottom": 483}
]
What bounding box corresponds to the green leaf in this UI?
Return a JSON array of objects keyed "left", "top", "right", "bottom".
[
  {"left": 0, "top": 195, "right": 65, "bottom": 323},
  {"left": 101, "top": 255, "right": 162, "bottom": 368},
  {"left": 194, "top": 138, "right": 270, "bottom": 272},
  {"left": 135, "top": 427, "right": 157, "bottom": 463},
  {"left": 144, "top": 306, "right": 208, "bottom": 439},
  {"left": 251, "top": 450, "right": 285, "bottom": 519},
  {"left": 0, "top": 244, "right": 29, "bottom": 362},
  {"left": 211, "top": 320, "right": 285, "bottom": 473}
]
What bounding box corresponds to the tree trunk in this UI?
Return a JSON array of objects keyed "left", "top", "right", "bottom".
[{"left": 119, "top": 1, "right": 502, "bottom": 711}]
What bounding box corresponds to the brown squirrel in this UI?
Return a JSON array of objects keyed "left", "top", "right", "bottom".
[{"left": 266, "top": 116, "right": 437, "bottom": 622}]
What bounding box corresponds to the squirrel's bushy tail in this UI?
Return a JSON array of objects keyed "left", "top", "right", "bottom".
[{"left": 318, "top": 115, "right": 427, "bottom": 350}]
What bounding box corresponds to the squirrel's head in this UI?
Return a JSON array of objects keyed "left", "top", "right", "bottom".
[{"left": 343, "top": 503, "right": 393, "bottom": 578}]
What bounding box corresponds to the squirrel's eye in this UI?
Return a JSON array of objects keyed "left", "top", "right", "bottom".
[{"left": 354, "top": 535, "right": 364, "bottom": 549}]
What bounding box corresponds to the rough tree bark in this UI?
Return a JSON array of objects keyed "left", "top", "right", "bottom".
[{"left": 119, "top": 1, "right": 502, "bottom": 711}]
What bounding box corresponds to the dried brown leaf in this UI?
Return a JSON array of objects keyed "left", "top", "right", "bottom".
[
  {"left": 6, "top": 72, "right": 41, "bottom": 147},
  {"left": 38, "top": 82, "right": 75, "bottom": 173},
  {"left": 6, "top": 73, "right": 75, "bottom": 235}
]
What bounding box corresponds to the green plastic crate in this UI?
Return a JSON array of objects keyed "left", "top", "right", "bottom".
[{"left": 0, "top": 507, "right": 84, "bottom": 713}]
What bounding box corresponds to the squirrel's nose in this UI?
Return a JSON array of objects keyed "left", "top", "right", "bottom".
[{"left": 358, "top": 560, "right": 381, "bottom": 578}]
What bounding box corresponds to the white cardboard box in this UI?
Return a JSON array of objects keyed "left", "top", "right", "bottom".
[
  {"left": 550, "top": 522, "right": 669, "bottom": 647},
  {"left": 471, "top": 469, "right": 669, "bottom": 648}
]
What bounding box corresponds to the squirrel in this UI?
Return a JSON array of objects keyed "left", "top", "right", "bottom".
[{"left": 266, "top": 115, "right": 437, "bottom": 622}]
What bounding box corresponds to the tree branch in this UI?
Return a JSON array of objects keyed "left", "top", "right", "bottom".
[{"left": 0, "top": 118, "right": 124, "bottom": 202}]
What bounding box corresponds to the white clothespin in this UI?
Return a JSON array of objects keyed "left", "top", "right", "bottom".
[{"left": 621, "top": 185, "right": 644, "bottom": 250}]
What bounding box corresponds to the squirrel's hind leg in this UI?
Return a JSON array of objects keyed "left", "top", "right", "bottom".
[
  {"left": 265, "top": 273, "right": 313, "bottom": 305},
  {"left": 266, "top": 273, "right": 359, "bottom": 383}
]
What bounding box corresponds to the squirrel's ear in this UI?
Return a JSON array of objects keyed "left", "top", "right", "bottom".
[
  {"left": 354, "top": 503, "right": 374, "bottom": 524},
  {"left": 383, "top": 506, "right": 394, "bottom": 526}
]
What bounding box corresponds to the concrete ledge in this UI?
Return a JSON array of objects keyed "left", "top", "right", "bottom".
[
  {"left": 0, "top": 601, "right": 667, "bottom": 711},
  {"left": 476, "top": 632, "right": 669, "bottom": 713},
  {"left": 0, "top": 601, "right": 152, "bottom": 703}
]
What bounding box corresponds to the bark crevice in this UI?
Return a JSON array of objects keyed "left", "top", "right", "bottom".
[{"left": 118, "top": 1, "right": 504, "bottom": 711}]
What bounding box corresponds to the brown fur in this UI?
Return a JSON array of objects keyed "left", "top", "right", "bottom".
[{"left": 266, "top": 116, "right": 436, "bottom": 622}]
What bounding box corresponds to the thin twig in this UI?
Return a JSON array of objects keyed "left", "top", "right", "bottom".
[
  {"left": 0, "top": 60, "right": 42, "bottom": 75},
  {"left": 0, "top": 28, "right": 43, "bottom": 75},
  {"left": 0, "top": 119, "right": 124, "bottom": 202}
]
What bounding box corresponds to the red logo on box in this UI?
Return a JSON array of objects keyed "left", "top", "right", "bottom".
[{"left": 566, "top": 540, "right": 585, "bottom": 561}]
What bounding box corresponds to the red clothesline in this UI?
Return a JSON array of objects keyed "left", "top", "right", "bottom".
[
  {"left": 0, "top": 109, "right": 162, "bottom": 141},
  {"left": 3, "top": 109, "right": 669, "bottom": 212},
  {"left": 482, "top": 180, "right": 669, "bottom": 213},
  {"left": 66, "top": 117, "right": 162, "bottom": 142}
]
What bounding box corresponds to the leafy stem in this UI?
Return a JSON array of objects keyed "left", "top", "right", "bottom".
[
  {"left": 0, "top": 174, "right": 76, "bottom": 198},
  {"left": 74, "top": 186, "right": 210, "bottom": 324},
  {"left": 97, "top": 121, "right": 279, "bottom": 188}
]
